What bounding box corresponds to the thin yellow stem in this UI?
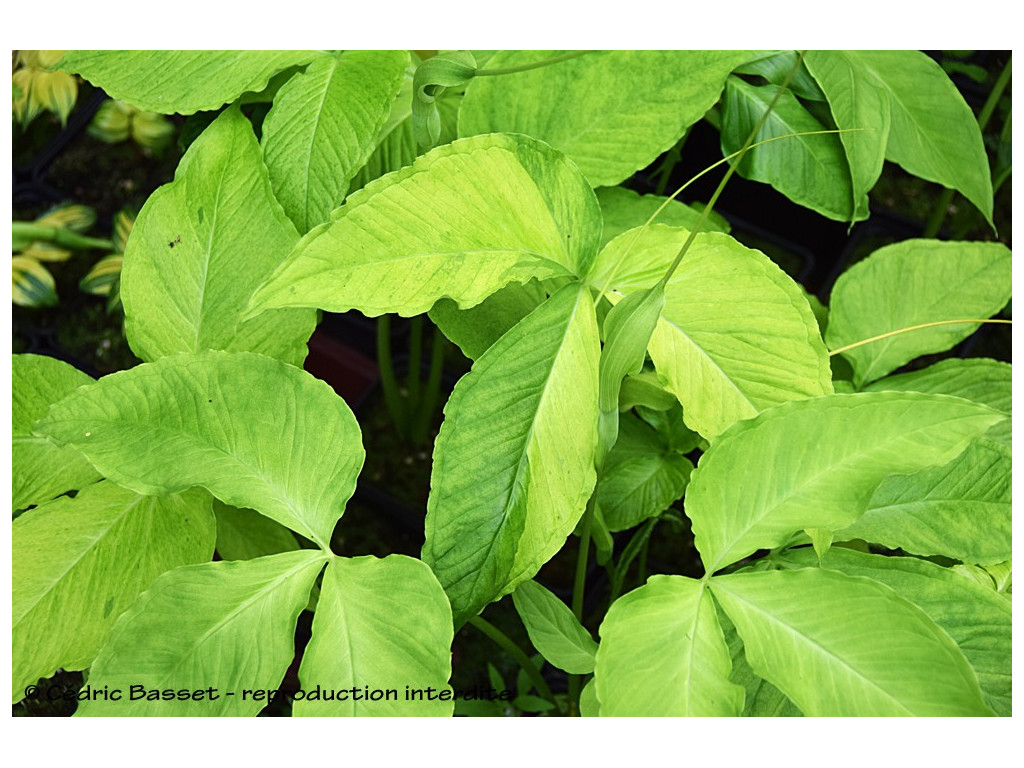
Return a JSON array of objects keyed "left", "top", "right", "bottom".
[{"left": 828, "top": 319, "right": 1012, "bottom": 357}]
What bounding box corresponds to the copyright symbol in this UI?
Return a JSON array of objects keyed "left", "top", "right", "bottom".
[{"left": 24, "top": 685, "right": 40, "bottom": 700}]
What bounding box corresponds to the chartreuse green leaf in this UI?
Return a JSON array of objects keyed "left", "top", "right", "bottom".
[
  {"left": 838, "top": 439, "right": 1011, "bottom": 565},
  {"left": 430, "top": 280, "right": 548, "bottom": 361},
  {"left": 58, "top": 51, "right": 322, "bottom": 115},
  {"left": 734, "top": 50, "right": 825, "bottom": 102},
  {"left": 512, "top": 580, "right": 598, "bottom": 674},
  {"left": 248, "top": 133, "right": 600, "bottom": 319},
  {"left": 826, "top": 240, "right": 1011, "bottom": 387},
  {"left": 803, "top": 51, "right": 891, "bottom": 220},
  {"left": 687, "top": 393, "right": 1006, "bottom": 574},
  {"left": 295, "top": 556, "right": 454, "bottom": 716},
  {"left": 979, "top": 561, "right": 1012, "bottom": 593},
  {"left": 595, "top": 187, "right": 729, "bottom": 248},
  {"left": 36, "top": 351, "right": 364, "bottom": 550},
  {"left": 720, "top": 613, "right": 802, "bottom": 716},
  {"left": 459, "top": 50, "right": 755, "bottom": 186},
  {"left": 711, "top": 568, "right": 992, "bottom": 715},
  {"left": 590, "top": 226, "right": 832, "bottom": 440},
  {"left": 777, "top": 548, "right": 1011, "bottom": 715},
  {"left": 595, "top": 575, "right": 743, "bottom": 716},
  {"left": 595, "top": 412, "right": 693, "bottom": 532},
  {"left": 423, "top": 284, "right": 599, "bottom": 627},
  {"left": 261, "top": 50, "right": 408, "bottom": 233},
  {"left": 213, "top": 500, "right": 299, "bottom": 562},
  {"left": 121, "top": 107, "right": 315, "bottom": 366},
  {"left": 579, "top": 678, "right": 600, "bottom": 717},
  {"left": 809, "top": 50, "right": 993, "bottom": 226},
  {"left": 597, "top": 283, "right": 665, "bottom": 456},
  {"left": 863, "top": 358, "right": 1011, "bottom": 446},
  {"left": 76, "top": 550, "right": 326, "bottom": 716},
  {"left": 12, "top": 354, "right": 100, "bottom": 512},
  {"left": 13, "top": 483, "right": 214, "bottom": 701},
  {"left": 618, "top": 370, "right": 678, "bottom": 412},
  {"left": 721, "top": 77, "right": 856, "bottom": 221}
]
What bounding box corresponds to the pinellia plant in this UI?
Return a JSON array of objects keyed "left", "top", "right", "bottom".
[{"left": 12, "top": 50, "right": 1010, "bottom": 717}]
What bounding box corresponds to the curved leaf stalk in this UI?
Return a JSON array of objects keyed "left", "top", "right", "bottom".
[
  {"left": 473, "top": 50, "right": 595, "bottom": 78},
  {"left": 828, "top": 318, "right": 1012, "bottom": 358},
  {"left": 414, "top": 51, "right": 596, "bottom": 148},
  {"left": 654, "top": 51, "right": 807, "bottom": 290},
  {"left": 467, "top": 615, "right": 563, "bottom": 712},
  {"left": 590, "top": 128, "right": 857, "bottom": 302}
]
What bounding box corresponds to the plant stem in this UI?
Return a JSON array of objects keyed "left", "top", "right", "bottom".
[
  {"left": 567, "top": 495, "right": 596, "bottom": 714},
  {"left": 653, "top": 136, "right": 685, "bottom": 196},
  {"left": 467, "top": 615, "right": 560, "bottom": 709},
  {"left": 828, "top": 318, "right": 1012, "bottom": 357},
  {"left": 408, "top": 315, "right": 423, "bottom": 414},
  {"left": 474, "top": 51, "right": 593, "bottom": 77},
  {"left": 608, "top": 516, "right": 659, "bottom": 605},
  {"left": 655, "top": 52, "right": 806, "bottom": 290},
  {"left": 412, "top": 323, "right": 446, "bottom": 445},
  {"left": 377, "top": 315, "right": 409, "bottom": 441},
  {"left": 13, "top": 222, "right": 112, "bottom": 251}
]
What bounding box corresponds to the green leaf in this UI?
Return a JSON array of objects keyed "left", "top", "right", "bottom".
[
  {"left": 76, "top": 550, "right": 326, "bottom": 716},
  {"left": 11, "top": 256, "right": 57, "bottom": 307},
  {"left": 811, "top": 51, "right": 993, "bottom": 225},
  {"left": 617, "top": 370, "right": 678, "bottom": 412},
  {"left": 803, "top": 51, "right": 891, "bottom": 221},
  {"left": 512, "top": 580, "right": 598, "bottom": 674},
  {"left": 79, "top": 253, "right": 122, "bottom": 297},
  {"left": 261, "top": 50, "right": 408, "bottom": 233},
  {"left": 826, "top": 240, "right": 1011, "bottom": 386},
  {"left": 721, "top": 76, "right": 856, "bottom": 221},
  {"left": 595, "top": 186, "right": 729, "bottom": 249},
  {"left": 776, "top": 548, "right": 1011, "bottom": 715},
  {"left": 980, "top": 560, "right": 1012, "bottom": 593},
  {"left": 429, "top": 279, "right": 548, "bottom": 361},
  {"left": 213, "top": 499, "right": 299, "bottom": 561},
  {"left": 595, "top": 411, "right": 692, "bottom": 532},
  {"left": 59, "top": 51, "right": 322, "bottom": 115},
  {"left": 838, "top": 439, "right": 1011, "bottom": 565},
  {"left": 12, "top": 354, "right": 100, "bottom": 511},
  {"left": 863, "top": 358, "right": 1011, "bottom": 446},
  {"left": 36, "top": 351, "right": 364, "bottom": 550},
  {"left": 295, "top": 555, "right": 454, "bottom": 716},
  {"left": 595, "top": 575, "right": 743, "bottom": 716},
  {"left": 687, "top": 392, "right": 1006, "bottom": 574},
  {"left": 734, "top": 50, "right": 825, "bottom": 102},
  {"left": 591, "top": 226, "right": 832, "bottom": 439},
  {"left": 248, "top": 133, "right": 599, "bottom": 318},
  {"left": 599, "top": 284, "right": 665, "bottom": 415},
  {"left": 13, "top": 483, "right": 214, "bottom": 701},
  {"left": 711, "top": 568, "right": 992, "bottom": 715},
  {"left": 459, "top": 50, "right": 755, "bottom": 187},
  {"left": 121, "top": 107, "right": 315, "bottom": 366},
  {"left": 720, "top": 612, "right": 802, "bottom": 716},
  {"left": 579, "top": 678, "right": 600, "bottom": 716},
  {"left": 423, "top": 284, "right": 599, "bottom": 627}
]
